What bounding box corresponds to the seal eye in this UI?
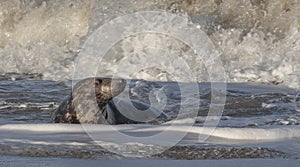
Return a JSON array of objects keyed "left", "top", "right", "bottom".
[{"left": 95, "top": 79, "right": 102, "bottom": 86}]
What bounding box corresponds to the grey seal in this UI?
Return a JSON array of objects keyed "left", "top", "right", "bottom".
[{"left": 52, "top": 77, "right": 168, "bottom": 124}]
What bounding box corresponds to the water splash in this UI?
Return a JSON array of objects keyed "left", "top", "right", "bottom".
[{"left": 0, "top": 0, "right": 299, "bottom": 88}]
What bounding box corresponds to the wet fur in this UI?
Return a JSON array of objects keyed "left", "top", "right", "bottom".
[{"left": 52, "top": 77, "right": 126, "bottom": 124}]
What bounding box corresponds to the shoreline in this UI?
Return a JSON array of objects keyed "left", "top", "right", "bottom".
[{"left": 0, "top": 156, "right": 299, "bottom": 167}]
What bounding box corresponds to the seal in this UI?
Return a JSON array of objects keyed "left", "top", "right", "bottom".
[{"left": 52, "top": 77, "right": 168, "bottom": 124}]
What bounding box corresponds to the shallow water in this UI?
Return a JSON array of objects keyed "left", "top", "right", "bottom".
[
  {"left": 0, "top": 74, "right": 69, "bottom": 124},
  {"left": 0, "top": 74, "right": 299, "bottom": 159},
  {"left": 0, "top": 74, "right": 298, "bottom": 127}
]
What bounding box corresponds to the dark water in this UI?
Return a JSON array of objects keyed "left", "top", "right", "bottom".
[
  {"left": 0, "top": 74, "right": 69, "bottom": 124},
  {"left": 0, "top": 74, "right": 299, "bottom": 126},
  {"left": 0, "top": 74, "right": 299, "bottom": 159}
]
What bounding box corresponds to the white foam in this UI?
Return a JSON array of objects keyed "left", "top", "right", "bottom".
[
  {"left": 0, "top": 0, "right": 299, "bottom": 89},
  {"left": 1, "top": 123, "right": 300, "bottom": 143},
  {"left": 1, "top": 123, "right": 300, "bottom": 158}
]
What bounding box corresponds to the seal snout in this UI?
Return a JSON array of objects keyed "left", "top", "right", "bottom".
[{"left": 110, "top": 78, "right": 127, "bottom": 97}]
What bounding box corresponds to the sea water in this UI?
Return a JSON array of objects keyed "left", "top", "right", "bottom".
[
  {"left": 0, "top": 0, "right": 299, "bottom": 160},
  {"left": 0, "top": 75, "right": 299, "bottom": 159}
]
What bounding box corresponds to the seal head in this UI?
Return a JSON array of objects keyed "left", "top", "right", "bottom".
[{"left": 52, "top": 77, "right": 126, "bottom": 124}]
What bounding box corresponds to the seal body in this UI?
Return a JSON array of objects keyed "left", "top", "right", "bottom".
[
  {"left": 52, "top": 77, "right": 168, "bottom": 124},
  {"left": 106, "top": 98, "right": 168, "bottom": 124}
]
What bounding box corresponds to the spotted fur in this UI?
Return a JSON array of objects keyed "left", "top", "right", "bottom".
[{"left": 52, "top": 77, "right": 126, "bottom": 124}]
